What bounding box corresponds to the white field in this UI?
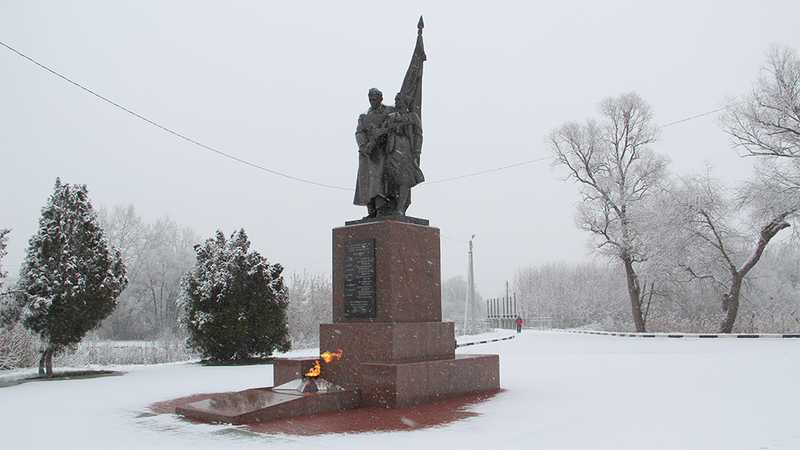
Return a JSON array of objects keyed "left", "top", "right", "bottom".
[{"left": 0, "top": 330, "right": 797, "bottom": 450}]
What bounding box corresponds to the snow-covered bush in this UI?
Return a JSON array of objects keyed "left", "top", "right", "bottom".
[
  {"left": 180, "top": 229, "right": 290, "bottom": 361},
  {"left": 0, "top": 323, "right": 40, "bottom": 370},
  {"left": 54, "top": 338, "right": 196, "bottom": 366}
]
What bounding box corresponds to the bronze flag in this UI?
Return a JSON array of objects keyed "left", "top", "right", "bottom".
[{"left": 399, "top": 16, "right": 426, "bottom": 164}]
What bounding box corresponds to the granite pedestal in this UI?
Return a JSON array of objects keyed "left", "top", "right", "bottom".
[{"left": 275, "top": 219, "right": 499, "bottom": 410}]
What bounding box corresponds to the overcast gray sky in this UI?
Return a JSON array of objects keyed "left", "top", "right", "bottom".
[{"left": 1, "top": 1, "right": 798, "bottom": 298}]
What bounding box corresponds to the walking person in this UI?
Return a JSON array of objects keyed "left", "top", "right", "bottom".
[{"left": 515, "top": 316, "right": 523, "bottom": 334}]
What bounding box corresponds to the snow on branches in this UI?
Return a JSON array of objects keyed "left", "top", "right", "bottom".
[{"left": 179, "top": 229, "right": 290, "bottom": 361}]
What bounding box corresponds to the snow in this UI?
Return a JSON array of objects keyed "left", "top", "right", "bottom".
[{"left": 1, "top": 330, "right": 798, "bottom": 449}]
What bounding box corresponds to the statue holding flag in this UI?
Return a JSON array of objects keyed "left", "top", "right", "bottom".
[{"left": 353, "top": 17, "right": 426, "bottom": 218}]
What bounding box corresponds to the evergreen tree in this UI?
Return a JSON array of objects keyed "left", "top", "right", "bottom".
[
  {"left": 17, "top": 179, "right": 127, "bottom": 375},
  {"left": 180, "top": 229, "right": 290, "bottom": 361}
]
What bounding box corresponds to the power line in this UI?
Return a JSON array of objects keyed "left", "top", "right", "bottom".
[
  {"left": 424, "top": 157, "right": 550, "bottom": 185},
  {"left": 0, "top": 41, "right": 351, "bottom": 191},
  {"left": 2, "top": 41, "right": 730, "bottom": 190},
  {"left": 661, "top": 107, "right": 726, "bottom": 128},
  {"left": 441, "top": 234, "right": 470, "bottom": 244}
]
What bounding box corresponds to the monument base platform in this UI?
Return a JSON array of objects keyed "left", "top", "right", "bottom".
[
  {"left": 178, "top": 353, "right": 499, "bottom": 425},
  {"left": 272, "top": 353, "right": 499, "bottom": 411},
  {"left": 361, "top": 354, "right": 500, "bottom": 408},
  {"left": 175, "top": 386, "right": 361, "bottom": 425}
]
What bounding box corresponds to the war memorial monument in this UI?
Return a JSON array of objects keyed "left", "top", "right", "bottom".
[{"left": 177, "top": 18, "right": 500, "bottom": 425}]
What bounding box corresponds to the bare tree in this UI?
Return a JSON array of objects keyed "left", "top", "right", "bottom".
[
  {"left": 513, "top": 262, "right": 628, "bottom": 330},
  {"left": 720, "top": 44, "right": 800, "bottom": 159},
  {"left": 286, "top": 271, "right": 331, "bottom": 349},
  {"left": 97, "top": 205, "right": 198, "bottom": 339},
  {"left": 721, "top": 44, "right": 800, "bottom": 230},
  {"left": 548, "top": 93, "right": 668, "bottom": 332},
  {"left": 441, "top": 276, "right": 468, "bottom": 322},
  {"left": 139, "top": 219, "right": 197, "bottom": 338},
  {"left": 674, "top": 174, "right": 794, "bottom": 333},
  {"left": 701, "top": 44, "right": 800, "bottom": 332}
]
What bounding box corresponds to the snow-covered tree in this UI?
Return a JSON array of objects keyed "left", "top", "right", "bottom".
[
  {"left": 513, "top": 262, "right": 629, "bottom": 330},
  {"left": 0, "top": 229, "right": 9, "bottom": 289},
  {"left": 180, "top": 229, "right": 290, "bottom": 361},
  {"left": 441, "top": 276, "right": 468, "bottom": 323},
  {"left": 97, "top": 205, "right": 198, "bottom": 340},
  {"left": 0, "top": 228, "right": 18, "bottom": 326},
  {"left": 548, "top": 92, "right": 669, "bottom": 332},
  {"left": 672, "top": 173, "right": 794, "bottom": 333},
  {"left": 286, "top": 271, "right": 331, "bottom": 349},
  {"left": 16, "top": 179, "right": 127, "bottom": 375},
  {"left": 709, "top": 44, "right": 800, "bottom": 331},
  {"left": 720, "top": 44, "right": 799, "bottom": 160}
]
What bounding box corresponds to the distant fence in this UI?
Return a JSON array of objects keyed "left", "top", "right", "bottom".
[
  {"left": 522, "top": 317, "right": 553, "bottom": 329},
  {"left": 486, "top": 294, "right": 551, "bottom": 330},
  {"left": 568, "top": 330, "right": 800, "bottom": 338}
]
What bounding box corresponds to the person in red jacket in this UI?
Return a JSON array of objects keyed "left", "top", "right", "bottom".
[{"left": 515, "top": 316, "right": 523, "bottom": 334}]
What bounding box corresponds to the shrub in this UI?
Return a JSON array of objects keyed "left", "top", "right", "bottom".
[{"left": 180, "top": 229, "right": 290, "bottom": 361}]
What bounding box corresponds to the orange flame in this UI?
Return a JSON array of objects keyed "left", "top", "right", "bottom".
[
  {"left": 304, "top": 360, "right": 321, "bottom": 377},
  {"left": 303, "top": 349, "right": 343, "bottom": 378},
  {"left": 320, "top": 349, "right": 343, "bottom": 363}
]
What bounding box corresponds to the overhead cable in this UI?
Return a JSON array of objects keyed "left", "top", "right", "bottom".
[
  {"left": 0, "top": 41, "right": 351, "bottom": 191},
  {"left": 661, "top": 107, "right": 726, "bottom": 128},
  {"left": 2, "top": 41, "right": 730, "bottom": 190}
]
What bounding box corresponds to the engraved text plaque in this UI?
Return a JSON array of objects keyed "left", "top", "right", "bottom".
[{"left": 343, "top": 238, "right": 376, "bottom": 318}]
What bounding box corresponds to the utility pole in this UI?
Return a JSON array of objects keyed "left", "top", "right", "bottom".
[{"left": 464, "top": 235, "right": 476, "bottom": 335}]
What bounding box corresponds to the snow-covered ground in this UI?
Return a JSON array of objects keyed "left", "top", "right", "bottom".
[{"left": 1, "top": 330, "right": 797, "bottom": 449}]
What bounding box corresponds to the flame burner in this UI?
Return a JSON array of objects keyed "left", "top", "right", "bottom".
[
  {"left": 300, "top": 377, "right": 318, "bottom": 394},
  {"left": 273, "top": 376, "right": 343, "bottom": 395}
]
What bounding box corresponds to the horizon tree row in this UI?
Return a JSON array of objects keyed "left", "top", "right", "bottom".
[{"left": 547, "top": 44, "right": 799, "bottom": 333}]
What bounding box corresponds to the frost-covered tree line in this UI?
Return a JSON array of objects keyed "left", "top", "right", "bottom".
[
  {"left": 513, "top": 251, "right": 798, "bottom": 333},
  {"left": 94, "top": 205, "right": 198, "bottom": 340},
  {"left": 285, "top": 271, "right": 331, "bottom": 348},
  {"left": 441, "top": 275, "right": 489, "bottom": 335},
  {"left": 540, "top": 45, "right": 799, "bottom": 333},
  {"left": 513, "top": 262, "right": 629, "bottom": 330}
]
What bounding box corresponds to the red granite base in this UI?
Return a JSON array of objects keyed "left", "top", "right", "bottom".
[
  {"left": 361, "top": 354, "right": 500, "bottom": 409},
  {"left": 318, "top": 322, "right": 455, "bottom": 388},
  {"left": 175, "top": 387, "right": 360, "bottom": 425},
  {"left": 320, "top": 322, "right": 455, "bottom": 362},
  {"left": 273, "top": 358, "right": 320, "bottom": 386},
  {"left": 272, "top": 354, "right": 499, "bottom": 411},
  {"left": 163, "top": 390, "right": 502, "bottom": 434}
]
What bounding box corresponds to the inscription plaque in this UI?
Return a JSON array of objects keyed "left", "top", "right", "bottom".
[{"left": 343, "top": 238, "right": 376, "bottom": 318}]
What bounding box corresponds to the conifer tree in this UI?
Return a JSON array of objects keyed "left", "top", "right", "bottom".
[
  {"left": 17, "top": 179, "right": 127, "bottom": 375},
  {"left": 180, "top": 229, "right": 290, "bottom": 361}
]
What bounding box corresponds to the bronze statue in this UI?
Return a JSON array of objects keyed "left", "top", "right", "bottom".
[
  {"left": 353, "top": 17, "right": 426, "bottom": 218},
  {"left": 353, "top": 88, "right": 393, "bottom": 217},
  {"left": 384, "top": 93, "right": 424, "bottom": 214}
]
